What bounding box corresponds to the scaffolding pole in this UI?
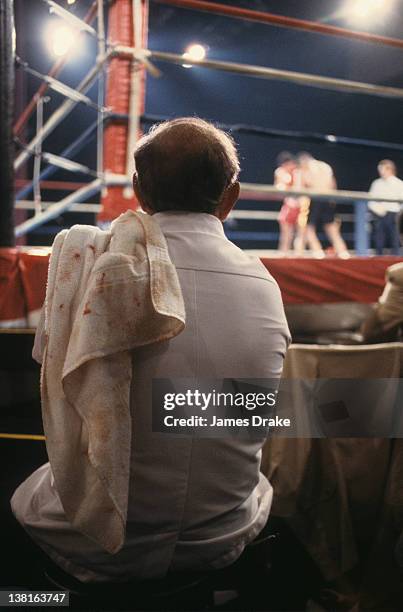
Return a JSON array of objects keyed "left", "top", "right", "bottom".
[{"left": 0, "top": 0, "right": 15, "bottom": 246}]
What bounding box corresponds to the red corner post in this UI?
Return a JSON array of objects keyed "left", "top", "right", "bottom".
[{"left": 98, "top": 0, "right": 148, "bottom": 224}]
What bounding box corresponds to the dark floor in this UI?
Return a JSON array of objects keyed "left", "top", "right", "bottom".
[{"left": 0, "top": 432, "right": 322, "bottom": 610}]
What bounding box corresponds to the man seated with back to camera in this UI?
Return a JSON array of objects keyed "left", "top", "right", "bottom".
[{"left": 10, "top": 118, "right": 291, "bottom": 585}]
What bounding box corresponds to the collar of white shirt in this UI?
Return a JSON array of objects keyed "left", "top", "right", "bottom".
[{"left": 153, "top": 211, "right": 226, "bottom": 237}]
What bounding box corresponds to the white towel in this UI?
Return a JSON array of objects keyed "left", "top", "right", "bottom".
[{"left": 39, "top": 210, "right": 185, "bottom": 554}]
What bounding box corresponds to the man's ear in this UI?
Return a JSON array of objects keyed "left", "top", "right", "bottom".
[
  {"left": 133, "top": 174, "right": 154, "bottom": 215},
  {"left": 215, "top": 181, "right": 240, "bottom": 221}
]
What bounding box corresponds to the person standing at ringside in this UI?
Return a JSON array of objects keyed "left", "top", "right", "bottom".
[
  {"left": 368, "top": 159, "right": 403, "bottom": 255},
  {"left": 361, "top": 211, "right": 403, "bottom": 343},
  {"left": 298, "top": 152, "right": 350, "bottom": 259}
]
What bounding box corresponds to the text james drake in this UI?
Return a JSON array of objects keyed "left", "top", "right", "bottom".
[{"left": 163, "top": 415, "right": 291, "bottom": 428}]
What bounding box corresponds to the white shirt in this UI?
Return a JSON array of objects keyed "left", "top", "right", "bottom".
[
  {"left": 368, "top": 176, "right": 403, "bottom": 217},
  {"left": 11, "top": 212, "right": 290, "bottom": 583}
]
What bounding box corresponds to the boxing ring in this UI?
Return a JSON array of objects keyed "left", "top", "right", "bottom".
[
  {"left": 2, "top": 0, "right": 403, "bottom": 328},
  {"left": 2, "top": 6, "right": 403, "bottom": 608}
]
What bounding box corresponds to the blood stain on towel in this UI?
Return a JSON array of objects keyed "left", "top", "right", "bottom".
[
  {"left": 74, "top": 252, "right": 81, "bottom": 260},
  {"left": 83, "top": 302, "right": 92, "bottom": 315},
  {"left": 60, "top": 270, "right": 72, "bottom": 282}
]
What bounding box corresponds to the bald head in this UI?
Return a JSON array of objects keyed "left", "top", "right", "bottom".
[
  {"left": 133, "top": 117, "right": 240, "bottom": 214},
  {"left": 378, "top": 159, "right": 396, "bottom": 179}
]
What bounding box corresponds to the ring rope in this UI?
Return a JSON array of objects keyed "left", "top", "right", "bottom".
[
  {"left": 12, "top": 200, "right": 356, "bottom": 223},
  {"left": 142, "top": 113, "right": 403, "bottom": 153},
  {"left": 13, "top": 182, "right": 403, "bottom": 226},
  {"left": 153, "top": 0, "right": 403, "bottom": 51},
  {"left": 140, "top": 48, "right": 403, "bottom": 101},
  {"left": 17, "top": 112, "right": 403, "bottom": 206},
  {"left": 240, "top": 183, "right": 403, "bottom": 205}
]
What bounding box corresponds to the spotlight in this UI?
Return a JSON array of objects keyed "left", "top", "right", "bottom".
[
  {"left": 185, "top": 44, "right": 207, "bottom": 61},
  {"left": 45, "top": 20, "right": 79, "bottom": 58},
  {"left": 347, "top": 0, "right": 393, "bottom": 24},
  {"left": 182, "top": 43, "right": 207, "bottom": 68}
]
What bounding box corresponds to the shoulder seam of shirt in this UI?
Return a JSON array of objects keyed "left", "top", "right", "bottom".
[{"left": 174, "top": 265, "right": 277, "bottom": 283}]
